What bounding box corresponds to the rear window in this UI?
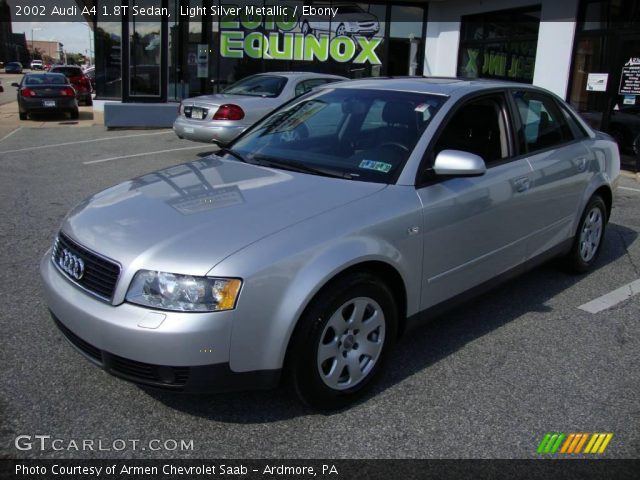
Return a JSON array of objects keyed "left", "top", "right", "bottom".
[
  {"left": 25, "top": 75, "right": 67, "bottom": 85},
  {"left": 50, "top": 67, "right": 83, "bottom": 77},
  {"left": 223, "top": 75, "right": 288, "bottom": 98}
]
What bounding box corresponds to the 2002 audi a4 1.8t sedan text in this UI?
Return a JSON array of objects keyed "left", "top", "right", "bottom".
[{"left": 41, "top": 78, "right": 620, "bottom": 409}]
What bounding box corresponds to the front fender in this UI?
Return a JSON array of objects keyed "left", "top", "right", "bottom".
[{"left": 209, "top": 186, "right": 423, "bottom": 372}]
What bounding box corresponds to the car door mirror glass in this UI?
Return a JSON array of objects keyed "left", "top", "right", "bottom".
[{"left": 433, "top": 150, "right": 487, "bottom": 176}]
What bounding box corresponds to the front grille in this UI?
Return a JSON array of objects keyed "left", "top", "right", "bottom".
[
  {"left": 183, "top": 106, "right": 209, "bottom": 120},
  {"left": 52, "top": 232, "right": 121, "bottom": 301},
  {"left": 51, "top": 313, "right": 190, "bottom": 390}
]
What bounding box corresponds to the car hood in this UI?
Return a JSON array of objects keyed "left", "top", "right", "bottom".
[{"left": 61, "top": 156, "right": 385, "bottom": 276}]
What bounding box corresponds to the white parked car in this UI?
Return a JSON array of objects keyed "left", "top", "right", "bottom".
[{"left": 30, "top": 60, "right": 43, "bottom": 70}]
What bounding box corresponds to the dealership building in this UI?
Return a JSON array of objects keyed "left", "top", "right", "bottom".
[{"left": 79, "top": 0, "right": 638, "bottom": 142}]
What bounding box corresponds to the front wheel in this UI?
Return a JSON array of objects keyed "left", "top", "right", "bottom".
[
  {"left": 289, "top": 272, "right": 397, "bottom": 410},
  {"left": 564, "top": 195, "right": 607, "bottom": 273}
]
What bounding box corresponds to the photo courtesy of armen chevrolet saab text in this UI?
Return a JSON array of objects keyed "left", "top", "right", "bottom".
[{"left": 41, "top": 78, "right": 620, "bottom": 409}]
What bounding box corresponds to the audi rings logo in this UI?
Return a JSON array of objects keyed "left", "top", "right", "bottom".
[{"left": 58, "top": 249, "right": 85, "bottom": 280}]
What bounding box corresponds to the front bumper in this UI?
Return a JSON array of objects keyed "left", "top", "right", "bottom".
[
  {"left": 40, "top": 252, "right": 279, "bottom": 393},
  {"left": 173, "top": 116, "right": 246, "bottom": 145}
]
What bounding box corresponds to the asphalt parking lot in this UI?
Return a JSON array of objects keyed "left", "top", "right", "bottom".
[{"left": 0, "top": 125, "right": 639, "bottom": 460}]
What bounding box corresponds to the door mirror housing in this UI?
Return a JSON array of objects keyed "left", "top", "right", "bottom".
[
  {"left": 433, "top": 150, "right": 487, "bottom": 177},
  {"left": 11, "top": 82, "right": 20, "bottom": 88}
]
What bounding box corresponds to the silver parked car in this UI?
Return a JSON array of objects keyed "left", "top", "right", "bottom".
[
  {"left": 42, "top": 78, "right": 619, "bottom": 409},
  {"left": 173, "top": 72, "right": 347, "bottom": 145}
]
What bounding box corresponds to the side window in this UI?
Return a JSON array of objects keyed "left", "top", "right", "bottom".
[
  {"left": 433, "top": 95, "right": 510, "bottom": 165},
  {"left": 558, "top": 103, "right": 589, "bottom": 139},
  {"left": 295, "top": 79, "right": 333, "bottom": 97},
  {"left": 511, "top": 91, "right": 575, "bottom": 153}
]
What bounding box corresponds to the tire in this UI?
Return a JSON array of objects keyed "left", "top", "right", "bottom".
[
  {"left": 336, "top": 23, "right": 346, "bottom": 36},
  {"left": 19, "top": 112, "right": 27, "bottom": 120},
  {"left": 288, "top": 272, "right": 398, "bottom": 410},
  {"left": 70, "top": 109, "right": 79, "bottom": 120},
  {"left": 564, "top": 195, "right": 607, "bottom": 273}
]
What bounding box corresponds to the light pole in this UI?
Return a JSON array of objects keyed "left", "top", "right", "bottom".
[
  {"left": 31, "top": 27, "right": 41, "bottom": 61},
  {"left": 80, "top": 21, "right": 94, "bottom": 65}
]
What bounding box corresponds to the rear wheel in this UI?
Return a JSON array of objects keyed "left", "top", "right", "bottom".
[
  {"left": 85, "top": 96, "right": 93, "bottom": 106},
  {"left": 564, "top": 195, "right": 607, "bottom": 273},
  {"left": 19, "top": 112, "right": 27, "bottom": 120},
  {"left": 70, "top": 109, "right": 79, "bottom": 120},
  {"left": 289, "top": 272, "right": 397, "bottom": 409}
]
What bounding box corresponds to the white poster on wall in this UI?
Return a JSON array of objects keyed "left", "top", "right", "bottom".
[
  {"left": 586, "top": 73, "right": 608, "bottom": 92},
  {"left": 197, "top": 44, "right": 208, "bottom": 78}
]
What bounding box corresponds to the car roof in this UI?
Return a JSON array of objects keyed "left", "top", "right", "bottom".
[{"left": 325, "top": 76, "right": 550, "bottom": 96}]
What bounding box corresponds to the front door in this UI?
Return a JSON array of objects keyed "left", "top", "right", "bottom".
[{"left": 416, "top": 93, "right": 533, "bottom": 309}]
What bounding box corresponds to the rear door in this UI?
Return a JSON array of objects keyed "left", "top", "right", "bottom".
[
  {"left": 416, "top": 92, "right": 534, "bottom": 308},
  {"left": 509, "top": 90, "right": 593, "bottom": 259}
]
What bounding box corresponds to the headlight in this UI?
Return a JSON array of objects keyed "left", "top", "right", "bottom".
[{"left": 126, "top": 270, "right": 242, "bottom": 312}]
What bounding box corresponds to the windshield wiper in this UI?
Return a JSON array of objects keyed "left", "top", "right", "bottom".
[
  {"left": 217, "top": 147, "right": 249, "bottom": 164},
  {"left": 252, "top": 155, "right": 352, "bottom": 180}
]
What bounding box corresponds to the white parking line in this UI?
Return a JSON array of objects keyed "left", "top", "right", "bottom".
[
  {"left": 0, "top": 127, "right": 22, "bottom": 143},
  {"left": 619, "top": 186, "right": 640, "bottom": 193},
  {"left": 83, "top": 145, "right": 213, "bottom": 165},
  {"left": 0, "top": 130, "right": 173, "bottom": 155},
  {"left": 578, "top": 279, "right": 640, "bottom": 314}
]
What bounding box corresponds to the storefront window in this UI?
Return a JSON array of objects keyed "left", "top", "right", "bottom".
[
  {"left": 457, "top": 6, "right": 540, "bottom": 84},
  {"left": 389, "top": 5, "right": 424, "bottom": 76},
  {"left": 569, "top": 0, "right": 640, "bottom": 159},
  {"left": 129, "top": 0, "right": 162, "bottom": 97},
  {"left": 95, "top": 0, "right": 122, "bottom": 99}
]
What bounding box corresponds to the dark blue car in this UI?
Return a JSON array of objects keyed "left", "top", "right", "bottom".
[{"left": 5, "top": 62, "right": 23, "bottom": 74}]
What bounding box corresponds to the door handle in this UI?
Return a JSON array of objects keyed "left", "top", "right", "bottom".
[
  {"left": 576, "top": 158, "right": 588, "bottom": 172},
  {"left": 514, "top": 177, "right": 531, "bottom": 193}
]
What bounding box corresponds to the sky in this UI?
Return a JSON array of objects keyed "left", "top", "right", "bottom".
[{"left": 12, "top": 21, "right": 92, "bottom": 55}]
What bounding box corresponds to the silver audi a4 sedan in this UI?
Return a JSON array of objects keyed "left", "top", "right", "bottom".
[
  {"left": 173, "top": 72, "right": 347, "bottom": 145},
  {"left": 42, "top": 78, "right": 620, "bottom": 409}
]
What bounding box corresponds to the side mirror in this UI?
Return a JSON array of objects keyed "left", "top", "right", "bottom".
[
  {"left": 11, "top": 82, "right": 20, "bottom": 88},
  {"left": 433, "top": 150, "right": 487, "bottom": 177}
]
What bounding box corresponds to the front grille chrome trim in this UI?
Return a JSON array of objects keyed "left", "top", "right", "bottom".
[{"left": 51, "top": 232, "right": 122, "bottom": 303}]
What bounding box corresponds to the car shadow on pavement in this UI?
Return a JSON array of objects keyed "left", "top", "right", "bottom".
[
  {"left": 25, "top": 111, "right": 93, "bottom": 123},
  {"left": 145, "top": 222, "right": 637, "bottom": 422}
]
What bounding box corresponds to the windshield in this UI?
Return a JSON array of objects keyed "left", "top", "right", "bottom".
[
  {"left": 222, "top": 75, "right": 288, "bottom": 97},
  {"left": 50, "top": 67, "right": 83, "bottom": 77},
  {"left": 231, "top": 88, "right": 446, "bottom": 183}
]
